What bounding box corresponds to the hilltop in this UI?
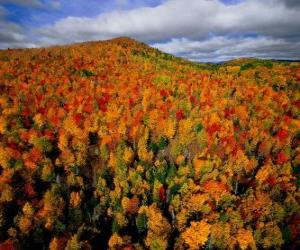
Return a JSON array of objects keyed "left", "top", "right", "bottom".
[{"left": 0, "top": 37, "right": 300, "bottom": 249}]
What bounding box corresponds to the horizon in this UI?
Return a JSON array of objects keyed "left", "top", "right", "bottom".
[
  {"left": 2, "top": 36, "right": 300, "bottom": 64},
  {"left": 0, "top": 0, "right": 300, "bottom": 62}
]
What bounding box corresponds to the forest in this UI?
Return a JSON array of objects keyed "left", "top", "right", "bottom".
[{"left": 0, "top": 37, "right": 299, "bottom": 249}]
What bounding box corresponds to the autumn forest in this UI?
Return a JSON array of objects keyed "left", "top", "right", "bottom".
[{"left": 0, "top": 37, "right": 299, "bottom": 249}]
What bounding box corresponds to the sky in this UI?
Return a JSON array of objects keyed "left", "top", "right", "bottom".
[{"left": 0, "top": 0, "right": 300, "bottom": 62}]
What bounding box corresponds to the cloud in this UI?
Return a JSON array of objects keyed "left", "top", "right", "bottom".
[
  {"left": 152, "top": 36, "right": 300, "bottom": 62},
  {"left": 0, "top": 5, "right": 5, "bottom": 17},
  {"left": 0, "top": 6, "right": 37, "bottom": 48},
  {"left": 49, "top": 1, "right": 61, "bottom": 10},
  {"left": 0, "top": 0, "right": 42, "bottom": 7},
  {"left": 282, "top": 0, "right": 300, "bottom": 8},
  {"left": 36, "top": 0, "right": 300, "bottom": 43},
  {"left": 0, "top": 22, "right": 37, "bottom": 48},
  {"left": 116, "top": 0, "right": 129, "bottom": 6}
]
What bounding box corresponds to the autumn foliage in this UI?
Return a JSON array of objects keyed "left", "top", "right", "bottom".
[{"left": 0, "top": 37, "right": 299, "bottom": 249}]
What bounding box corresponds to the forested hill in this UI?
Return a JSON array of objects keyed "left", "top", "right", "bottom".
[{"left": 0, "top": 37, "right": 300, "bottom": 249}]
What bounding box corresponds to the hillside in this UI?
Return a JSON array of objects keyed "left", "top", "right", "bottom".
[{"left": 0, "top": 37, "right": 300, "bottom": 249}]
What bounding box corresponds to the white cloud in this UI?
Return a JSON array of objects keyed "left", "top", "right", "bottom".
[
  {"left": 0, "top": 22, "right": 37, "bottom": 48},
  {"left": 36, "top": 0, "right": 300, "bottom": 44},
  {"left": 152, "top": 36, "right": 300, "bottom": 62},
  {"left": 0, "top": 5, "right": 37, "bottom": 48}
]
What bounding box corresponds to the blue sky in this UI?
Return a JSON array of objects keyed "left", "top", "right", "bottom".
[
  {"left": 3, "top": 0, "right": 165, "bottom": 25},
  {"left": 0, "top": 0, "right": 299, "bottom": 62}
]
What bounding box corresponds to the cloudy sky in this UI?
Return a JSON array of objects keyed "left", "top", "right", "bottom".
[{"left": 0, "top": 0, "right": 299, "bottom": 62}]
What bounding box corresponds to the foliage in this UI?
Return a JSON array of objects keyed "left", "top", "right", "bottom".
[{"left": 0, "top": 37, "right": 299, "bottom": 249}]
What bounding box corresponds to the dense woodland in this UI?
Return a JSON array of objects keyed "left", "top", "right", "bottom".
[{"left": 0, "top": 37, "right": 299, "bottom": 249}]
